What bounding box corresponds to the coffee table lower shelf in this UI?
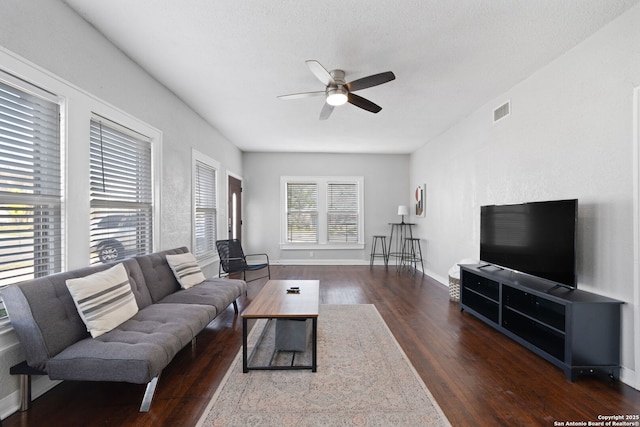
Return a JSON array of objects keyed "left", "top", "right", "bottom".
[{"left": 242, "top": 317, "right": 317, "bottom": 373}]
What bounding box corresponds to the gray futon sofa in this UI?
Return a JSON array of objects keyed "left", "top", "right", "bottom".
[{"left": 1, "top": 247, "right": 247, "bottom": 412}]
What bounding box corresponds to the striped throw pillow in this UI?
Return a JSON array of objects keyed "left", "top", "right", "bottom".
[
  {"left": 66, "top": 263, "right": 139, "bottom": 338},
  {"left": 166, "top": 252, "right": 206, "bottom": 289}
]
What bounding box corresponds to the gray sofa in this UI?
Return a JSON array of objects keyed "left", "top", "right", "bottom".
[{"left": 1, "top": 247, "right": 246, "bottom": 412}]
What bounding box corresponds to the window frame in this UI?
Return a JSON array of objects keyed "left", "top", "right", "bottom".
[
  {"left": 88, "top": 116, "right": 155, "bottom": 265},
  {"left": 192, "top": 150, "right": 220, "bottom": 264},
  {"left": 326, "top": 181, "right": 361, "bottom": 244},
  {"left": 280, "top": 176, "right": 365, "bottom": 250},
  {"left": 0, "top": 69, "right": 63, "bottom": 331},
  {"left": 285, "top": 181, "right": 319, "bottom": 244},
  {"left": 0, "top": 48, "right": 162, "bottom": 347}
]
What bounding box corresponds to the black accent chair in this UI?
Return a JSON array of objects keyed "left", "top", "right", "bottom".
[{"left": 216, "top": 239, "right": 270, "bottom": 282}]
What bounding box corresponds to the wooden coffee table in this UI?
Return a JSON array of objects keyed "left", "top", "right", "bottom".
[{"left": 241, "top": 280, "right": 319, "bottom": 373}]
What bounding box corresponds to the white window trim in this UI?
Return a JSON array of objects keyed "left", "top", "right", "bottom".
[
  {"left": 192, "top": 149, "right": 220, "bottom": 266},
  {"left": 0, "top": 69, "right": 64, "bottom": 337},
  {"left": 88, "top": 115, "right": 155, "bottom": 265},
  {"left": 280, "top": 176, "right": 365, "bottom": 250},
  {"left": 0, "top": 46, "right": 162, "bottom": 350}
]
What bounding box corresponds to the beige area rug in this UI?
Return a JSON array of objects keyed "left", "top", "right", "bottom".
[{"left": 196, "top": 304, "right": 451, "bottom": 426}]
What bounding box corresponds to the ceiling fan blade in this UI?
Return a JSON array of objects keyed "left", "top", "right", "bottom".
[
  {"left": 346, "top": 71, "right": 396, "bottom": 92},
  {"left": 319, "top": 102, "right": 334, "bottom": 120},
  {"left": 306, "top": 60, "right": 335, "bottom": 86},
  {"left": 347, "top": 93, "right": 382, "bottom": 113},
  {"left": 278, "top": 91, "right": 325, "bottom": 100}
]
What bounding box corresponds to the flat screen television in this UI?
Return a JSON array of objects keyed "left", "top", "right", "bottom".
[{"left": 480, "top": 199, "right": 578, "bottom": 288}]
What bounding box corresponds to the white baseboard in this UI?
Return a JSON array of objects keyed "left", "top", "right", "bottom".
[
  {"left": 0, "top": 376, "right": 61, "bottom": 421},
  {"left": 423, "top": 268, "right": 448, "bottom": 287},
  {"left": 272, "top": 259, "right": 451, "bottom": 291},
  {"left": 273, "top": 259, "right": 372, "bottom": 266},
  {"left": 620, "top": 366, "right": 638, "bottom": 390}
]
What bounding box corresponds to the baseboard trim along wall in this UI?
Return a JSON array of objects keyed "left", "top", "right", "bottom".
[{"left": 0, "top": 376, "right": 61, "bottom": 421}]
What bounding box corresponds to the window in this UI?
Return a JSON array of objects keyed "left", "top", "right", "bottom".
[
  {"left": 89, "top": 118, "right": 153, "bottom": 264},
  {"left": 327, "top": 182, "right": 359, "bottom": 243},
  {"left": 286, "top": 182, "right": 318, "bottom": 243},
  {"left": 282, "top": 176, "right": 364, "bottom": 249},
  {"left": 193, "top": 151, "right": 218, "bottom": 259},
  {"left": 0, "top": 73, "right": 61, "bottom": 326}
]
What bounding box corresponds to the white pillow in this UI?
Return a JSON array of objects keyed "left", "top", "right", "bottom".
[
  {"left": 166, "top": 252, "right": 206, "bottom": 289},
  {"left": 66, "top": 263, "right": 139, "bottom": 338}
]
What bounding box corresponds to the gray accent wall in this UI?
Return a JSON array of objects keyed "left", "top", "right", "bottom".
[{"left": 242, "top": 152, "right": 410, "bottom": 263}]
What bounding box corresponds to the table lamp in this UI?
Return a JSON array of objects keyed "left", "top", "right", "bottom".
[{"left": 397, "top": 205, "right": 409, "bottom": 224}]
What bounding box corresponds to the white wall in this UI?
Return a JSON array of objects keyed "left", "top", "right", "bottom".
[
  {"left": 0, "top": 0, "right": 243, "bottom": 263},
  {"left": 0, "top": 0, "right": 243, "bottom": 417},
  {"left": 409, "top": 4, "right": 640, "bottom": 387},
  {"left": 242, "top": 152, "right": 410, "bottom": 263}
]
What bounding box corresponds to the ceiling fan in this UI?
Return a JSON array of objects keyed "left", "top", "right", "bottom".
[{"left": 277, "top": 60, "right": 396, "bottom": 120}]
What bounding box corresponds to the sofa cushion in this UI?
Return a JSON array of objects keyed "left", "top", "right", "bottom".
[
  {"left": 135, "top": 247, "right": 187, "bottom": 302},
  {"left": 47, "top": 303, "right": 216, "bottom": 383},
  {"left": 122, "top": 258, "right": 154, "bottom": 309},
  {"left": 65, "top": 263, "right": 139, "bottom": 338},
  {"left": 1, "top": 258, "right": 150, "bottom": 370},
  {"left": 157, "top": 278, "right": 246, "bottom": 314},
  {"left": 166, "top": 252, "right": 206, "bottom": 289}
]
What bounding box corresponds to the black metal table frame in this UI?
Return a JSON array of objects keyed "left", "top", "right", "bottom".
[
  {"left": 387, "top": 222, "right": 415, "bottom": 270},
  {"left": 242, "top": 316, "right": 317, "bottom": 373}
]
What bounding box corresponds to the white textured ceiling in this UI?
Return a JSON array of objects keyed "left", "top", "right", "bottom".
[{"left": 63, "top": 0, "right": 638, "bottom": 154}]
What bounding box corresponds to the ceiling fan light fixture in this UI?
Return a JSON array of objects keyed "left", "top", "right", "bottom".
[{"left": 326, "top": 87, "right": 348, "bottom": 106}]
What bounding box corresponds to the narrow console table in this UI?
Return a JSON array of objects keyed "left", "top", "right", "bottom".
[{"left": 459, "top": 264, "right": 623, "bottom": 381}]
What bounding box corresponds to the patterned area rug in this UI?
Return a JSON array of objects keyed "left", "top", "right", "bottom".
[{"left": 196, "top": 304, "right": 451, "bottom": 426}]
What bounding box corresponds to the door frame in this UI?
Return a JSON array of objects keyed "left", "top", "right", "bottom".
[
  {"left": 227, "top": 171, "right": 243, "bottom": 243},
  {"left": 632, "top": 86, "right": 640, "bottom": 390}
]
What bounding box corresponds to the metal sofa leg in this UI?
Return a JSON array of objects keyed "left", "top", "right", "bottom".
[
  {"left": 139, "top": 375, "right": 160, "bottom": 412},
  {"left": 10, "top": 361, "right": 46, "bottom": 412},
  {"left": 19, "top": 374, "right": 32, "bottom": 411},
  {"left": 233, "top": 300, "right": 239, "bottom": 313}
]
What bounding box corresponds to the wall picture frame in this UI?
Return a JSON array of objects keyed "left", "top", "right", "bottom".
[{"left": 415, "top": 184, "right": 425, "bottom": 217}]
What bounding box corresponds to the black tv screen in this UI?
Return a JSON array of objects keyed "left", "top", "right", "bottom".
[{"left": 480, "top": 199, "right": 577, "bottom": 288}]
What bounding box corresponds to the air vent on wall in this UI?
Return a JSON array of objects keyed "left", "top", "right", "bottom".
[{"left": 493, "top": 101, "right": 510, "bottom": 123}]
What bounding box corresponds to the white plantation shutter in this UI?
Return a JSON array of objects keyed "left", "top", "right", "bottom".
[
  {"left": 89, "top": 118, "right": 153, "bottom": 264},
  {"left": 194, "top": 160, "right": 217, "bottom": 257},
  {"left": 286, "top": 182, "right": 318, "bottom": 243},
  {"left": 0, "top": 75, "right": 61, "bottom": 326},
  {"left": 327, "top": 182, "right": 359, "bottom": 243}
]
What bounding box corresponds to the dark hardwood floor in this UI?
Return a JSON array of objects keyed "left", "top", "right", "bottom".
[{"left": 3, "top": 265, "right": 639, "bottom": 426}]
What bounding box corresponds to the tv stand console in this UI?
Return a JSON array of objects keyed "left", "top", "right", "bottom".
[{"left": 459, "top": 264, "right": 623, "bottom": 381}]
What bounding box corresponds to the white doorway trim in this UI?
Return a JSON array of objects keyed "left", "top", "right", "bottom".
[
  {"left": 632, "top": 86, "right": 640, "bottom": 390},
  {"left": 226, "top": 171, "right": 243, "bottom": 243}
]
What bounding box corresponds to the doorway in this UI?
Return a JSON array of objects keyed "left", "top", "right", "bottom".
[{"left": 228, "top": 175, "right": 242, "bottom": 243}]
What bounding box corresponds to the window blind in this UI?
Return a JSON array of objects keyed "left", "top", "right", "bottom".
[
  {"left": 194, "top": 160, "right": 216, "bottom": 257},
  {"left": 327, "top": 182, "right": 359, "bottom": 243},
  {"left": 0, "top": 78, "right": 61, "bottom": 325},
  {"left": 89, "top": 118, "right": 153, "bottom": 265},
  {"left": 286, "top": 182, "right": 318, "bottom": 243}
]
